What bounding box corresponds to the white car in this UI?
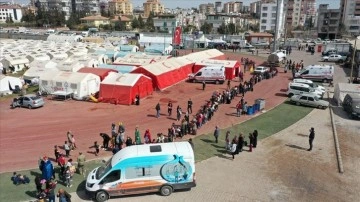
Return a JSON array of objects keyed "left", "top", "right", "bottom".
[
  {"left": 254, "top": 66, "right": 269, "bottom": 74},
  {"left": 321, "top": 54, "right": 346, "bottom": 62},
  {"left": 290, "top": 93, "right": 329, "bottom": 109}
]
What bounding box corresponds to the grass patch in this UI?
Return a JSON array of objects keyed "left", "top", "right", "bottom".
[
  {"left": 193, "top": 101, "right": 313, "bottom": 162},
  {"left": 0, "top": 101, "right": 312, "bottom": 201},
  {"left": 0, "top": 160, "right": 103, "bottom": 202}
]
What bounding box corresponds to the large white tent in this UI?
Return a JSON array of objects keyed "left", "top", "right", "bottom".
[
  {"left": 24, "top": 60, "right": 59, "bottom": 80},
  {"left": 0, "top": 75, "right": 23, "bottom": 95},
  {"left": 47, "top": 35, "right": 83, "bottom": 43},
  {"left": 26, "top": 54, "right": 51, "bottom": 63},
  {"left": 39, "top": 71, "right": 101, "bottom": 100},
  {"left": 0, "top": 56, "right": 30, "bottom": 73},
  {"left": 56, "top": 58, "right": 84, "bottom": 72}
]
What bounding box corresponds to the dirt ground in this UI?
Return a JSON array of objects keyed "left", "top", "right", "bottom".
[{"left": 0, "top": 51, "right": 290, "bottom": 173}]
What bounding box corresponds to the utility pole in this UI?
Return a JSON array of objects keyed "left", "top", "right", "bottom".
[{"left": 272, "top": 0, "right": 279, "bottom": 52}]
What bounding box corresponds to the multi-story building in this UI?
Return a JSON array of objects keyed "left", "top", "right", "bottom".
[
  {"left": 199, "top": 3, "right": 215, "bottom": 14},
  {"left": 202, "top": 14, "right": 248, "bottom": 33},
  {"left": 340, "top": 0, "right": 360, "bottom": 35},
  {"left": 316, "top": 4, "right": 341, "bottom": 39},
  {"left": 143, "top": 0, "right": 164, "bottom": 17},
  {"left": 109, "top": 0, "right": 133, "bottom": 16},
  {"left": 250, "top": 1, "right": 262, "bottom": 18},
  {"left": 284, "top": 0, "right": 316, "bottom": 28},
  {"left": 153, "top": 14, "right": 180, "bottom": 31},
  {"left": 215, "top": 1, "right": 222, "bottom": 13},
  {"left": 223, "top": 1, "right": 243, "bottom": 14},
  {"left": 0, "top": 5, "right": 23, "bottom": 23},
  {"left": 259, "top": 0, "right": 285, "bottom": 39}
]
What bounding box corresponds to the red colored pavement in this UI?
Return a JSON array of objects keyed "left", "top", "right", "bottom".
[{"left": 0, "top": 52, "right": 290, "bottom": 173}]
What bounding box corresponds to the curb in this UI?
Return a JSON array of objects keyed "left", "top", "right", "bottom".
[{"left": 327, "top": 92, "right": 344, "bottom": 174}]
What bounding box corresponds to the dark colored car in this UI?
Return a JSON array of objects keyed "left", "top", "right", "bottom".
[{"left": 343, "top": 93, "right": 360, "bottom": 119}]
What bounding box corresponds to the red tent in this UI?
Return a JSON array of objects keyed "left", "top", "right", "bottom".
[
  {"left": 192, "top": 59, "right": 241, "bottom": 80},
  {"left": 131, "top": 57, "right": 194, "bottom": 90},
  {"left": 99, "top": 72, "right": 153, "bottom": 105},
  {"left": 77, "top": 67, "right": 117, "bottom": 81}
]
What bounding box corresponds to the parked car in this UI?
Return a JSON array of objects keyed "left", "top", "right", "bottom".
[
  {"left": 322, "top": 49, "right": 338, "bottom": 56},
  {"left": 290, "top": 93, "right": 329, "bottom": 109},
  {"left": 321, "top": 54, "right": 347, "bottom": 63},
  {"left": 342, "top": 93, "right": 360, "bottom": 119},
  {"left": 11, "top": 94, "right": 45, "bottom": 109},
  {"left": 254, "top": 66, "right": 269, "bottom": 75}
]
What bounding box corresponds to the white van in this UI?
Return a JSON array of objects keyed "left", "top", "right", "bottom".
[
  {"left": 293, "top": 79, "right": 326, "bottom": 93},
  {"left": 188, "top": 66, "right": 225, "bottom": 84},
  {"left": 86, "top": 142, "right": 196, "bottom": 202},
  {"left": 295, "top": 65, "right": 334, "bottom": 82},
  {"left": 287, "top": 82, "right": 324, "bottom": 98}
]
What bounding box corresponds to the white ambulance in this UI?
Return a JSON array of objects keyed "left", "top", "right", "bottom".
[
  {"left": 188, "top": 66, "right": 225, "bottom": 84},
  {"left": 295, "top": 64, "right": 334, "bottom": 83}
]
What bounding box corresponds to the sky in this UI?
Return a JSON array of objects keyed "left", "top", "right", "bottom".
[{"left": 13, "top": 0, "right": 340, "bottom": 9}]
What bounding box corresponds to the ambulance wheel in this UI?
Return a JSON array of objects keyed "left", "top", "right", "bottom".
[
  {"left": 215, "top": 80, "right": 220, "bottom": 84},
  {"left": 323, "top": 79, "right": 328, "bottom": 83},
  {"left": 160, "top": 185, "right": 173, "bottom": 196},
  {"left": 96, "top": 190, "right": 109, "bottom": 202}
]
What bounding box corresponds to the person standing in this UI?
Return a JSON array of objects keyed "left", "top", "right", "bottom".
[
  {"left": 135, "top": 126, "right": 141, "bottom": 145},
  {"left": 227, "top": 80, "right": 231, "bottom": 90},
  {"left": 176, "top": 105, "right": 182, "bottom": 121},
  {"left": 187, "top": 98, "right": 193, "bottom": 114},
  {"left": 155, "top": 102, "right": 161, "bottom": 118},
  {"left": 230, "top": 141, "right": 237, "bottom": 160},
  {"left": 71, "top": 135, "right": 76, "bottom": 150},
  {"left": 236, "top": 101, "right": 242, "bottom": 117},
  {"left": 225, "top": 131, "right": 230, "bottom": 151},
  {"left": 253, "top": 130, "right": 258, "bottom": 148},
  {"left": 144, "top": 129, "right": 152, "bottom": 144},
  {"left": 214, "top": 126, "right": 220, "bottom": 143},
  {"left": 248, "top": 133, "right": 253, "bottom": 152},
  {"left": 237, "top": 133, "right": 244, "bottom": 153},
  {"left": 118, "top": 122, "right": 125, "bottom": 144},
  {"left": 57, "top": 188, "right": 71, "bottom": 202},
  {"left": 66, "top": 131, "right": 73, "bottom": 150},
  {"left": 308, "top": 127, "right": 315, "bottom": 151},
  {"left": 100, "top": 133, "right": 110, "bottom": 150},
  {"left": 64, "top": 141, "right": 70, "bottom": 157},
  {"left": 77, "top": 152, "right": 86, "bottom": 176},
  {"left": 202, "top": 81, "right": 206, "bottom": 90},
  {"left": 54, "top": 145, "right": 60, "bottom": 162},
  {"left": 167, "top": 101, "right": 173, "bottom": 116}
]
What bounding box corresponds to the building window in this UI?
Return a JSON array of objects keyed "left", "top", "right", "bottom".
[
  {"left": 272, "top": 13, "right": 276, "bottom": 18},
  {"left": 263, "top": 6, "right": 268, "bottom": 11},
  {"left": 262, "top": 13, "right": 267, "bottom": 17},
  {"left": 261, "top": 26, "right": 266, "bottom": 30},
  {"left": 272, "top": 6, "right": 277, "bottom": 11},
  {"left": 261, "top": 19, "right": 267, "bottom": 23}
]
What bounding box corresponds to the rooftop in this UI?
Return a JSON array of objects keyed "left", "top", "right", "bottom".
[{"left": 80, "top": 15, "right": 109, "bottom": 21}]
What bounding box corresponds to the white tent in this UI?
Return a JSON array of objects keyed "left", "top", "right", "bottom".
[
  {"left": 333, "top": 83, "right": 360, "bottom": 105},
  {"left": 39, "top": 71, "right": 101, "bottom": 100},
  {"left": 56, "top": 58, "right": 84, "bottom": 72},
  {"left": 194, "top": 35, "right": 211, "bottom": 48},
  {"left": 24, "top": 60, "right": 59, "bottom": 80},
  {"left": 26, "top": 54, "right": 51, "bottom": 63},
  {"left": 75, "top": 55, "right": 100, "bottom": 68},
  {"left": 0, "top": 75, "right": 23, "bottom": 95},
  {"left": 87, "top": 53, "right": 109, "bottom": 64},
  {"left": 47, "top": 35, "right": 83, "bottom": 43},
  {"left": 0, "top": 56, "right": 30, "bottom": 73},
  {"left": 138, "top": 35, "right": 173, "bottom": 46},
  {"left": 47, "top": 51, "right": 69, "bottom": 59}
]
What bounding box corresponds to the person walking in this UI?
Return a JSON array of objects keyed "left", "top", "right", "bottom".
[
  {"left": 187, "top": 98, "right": 193, "bottom": 114},
  {"left": 64, "top": 141, "right": 70, "bottom": 157},
  {"left": 253, "top": 130, "right": 258, "bottom": 148},
  {"left": 214, "top": 126, "right": 220, "bottom": 143},
  {"left": 202, "top": 81, "right": 206, "bottom": 90},
  {"left": 167, "top": 101, "right": 173, "bottom": 116},
  {"left": 308, "top": 127, "right": 315, "bottom": 151},
  {"left": 155, "top": 103, "right": 161, "bottom": 118},
  {"left": 77, "top": 152, "right": 86, "bottom": 176}
]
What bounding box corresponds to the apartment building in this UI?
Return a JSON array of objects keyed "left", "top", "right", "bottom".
[
  {"left": 259, "top": 0, "right": 285, "bottom": 39},
  {"left": 203, "top": 14, "right": 248, "bottom": 33},
  {"left": 316, "top": 4, "right": 341, "bottom": 39},
  {"left": 109, "top": 0, "right": 133, "bottom": 16},
  {"left": 199, "top": 3, "right": 215, "bottom": 14},
  {"left": 215, "top": 1, "right": 222, "bottom": 13},
  {"left": 250, "top": 1, "right": 261, "bottom": 18},
  {"left": 153, "top": 14, "right": 180, "bottom": 31},
  {"left": 0, "top": 5, "right": 23, "bottom": 23},
  {"left": 223, "top": 1, "right": 243, "bottom": 14},
  {"left": 340, "top": 0, "right": 360, "bottom": 35},
  {"left": 285, "top": 0, "right": 316, "bottom": 27},
  {"left": 143, "top": 0, "right": 164, "bottom": 17}
]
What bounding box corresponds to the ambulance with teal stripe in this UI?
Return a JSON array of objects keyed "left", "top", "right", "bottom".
[{"left": 86, "top": 142, "right": 196, "bottom": 202}]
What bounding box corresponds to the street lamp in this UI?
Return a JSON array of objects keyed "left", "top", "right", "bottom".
[{"left": 350, "top": 36, "right": 360, "bottom": 83}]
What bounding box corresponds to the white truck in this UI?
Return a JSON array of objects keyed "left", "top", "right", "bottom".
[
  {"left": 295, "top": 64, "right": 334, "bottom": 83},
  {"left": 86, "top": 142, "right": 196, "bottom": 202},
  {"left": 267, "top": 50, "right": 287, "bottom": 66},
  {"left": 188, "top": 66, "right": 225, "bottom": 84}
]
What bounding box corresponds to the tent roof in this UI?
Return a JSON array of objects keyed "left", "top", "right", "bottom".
[
  {"left": 113, "top": 58, "right": 154, "bottom": 66},
  {"left": 4, "top": 56, "right": 30, "bottom": 65},
  {"left": 98, "top": 64, "right": 137, "bottom": 73},
  {"left": 78, "top": 67, "right": 117, "bottom": 78},
  {"left": 140, "top": 57, "right": 192, "bottom": 76},
  {"left": 101, "top": 72, "right": 150, "bottom": 86},
  {"left": 195, "top": 59, "right": 239, "bottom": 67},
  {"left": 40, "top": 71, "right": 97, "bottom": 83},
  {"left": 182, "top": 49, "right": 224, "bottom": 62},
  {"left": 139, "top": 36, "right": 173, "bottom": 44}
]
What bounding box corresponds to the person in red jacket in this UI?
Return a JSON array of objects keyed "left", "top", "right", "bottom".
[{"left": 144, "top": 129, "right": 152, "bottom": 144}]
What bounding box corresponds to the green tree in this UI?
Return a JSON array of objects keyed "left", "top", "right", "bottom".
[
  {"left": 227, "top": 23, "right": 237, "bottom": 35},
  {"left": 131, "top": 17, "right": 139, "bottom": 29},
  {"left": 200, "top": 22, "right": 213, "bottom": 34},
  {"left": 146, "top": 12, "right": 155, "bottom": 31},
  {"left": 138, "top": 15, "right": 144, "bottom": 28},
  {"left": 217, "top": 22, "right": 226, "bottom": 34},
  {"left": 338, "top": 22, "right": 347, "bottom": 36},
  {"left": 114, "top": 16, "right": 126, "bottom": 31}
]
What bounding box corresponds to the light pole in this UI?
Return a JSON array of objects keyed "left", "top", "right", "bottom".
[
  {"left": 350, "top": 36, "right": 360, "bottom": 83},
  {"left": 272, "top": 0, "right": 279, "bottom": 52}
]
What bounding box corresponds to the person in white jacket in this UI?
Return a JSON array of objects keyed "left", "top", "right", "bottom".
[{"left": 230, "top": 142, "right": 237, "bottom": 160}]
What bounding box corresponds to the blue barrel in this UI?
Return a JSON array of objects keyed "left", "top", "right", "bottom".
[
  {"left": 253, "top": 104, "right": 258, "bottom": 113},
  {"left": 247, "top": 106, "right": 253, "bottom": 115}
]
